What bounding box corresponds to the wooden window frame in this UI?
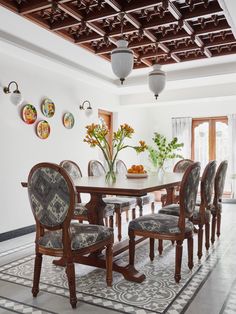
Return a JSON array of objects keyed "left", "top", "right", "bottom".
[{"left": 191, "top": 116, "right": 228, "bottom": 161}]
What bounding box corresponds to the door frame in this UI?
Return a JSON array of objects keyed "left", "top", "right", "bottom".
[{"left": 191, "top": 116, "right": 228, "bottom": 161}]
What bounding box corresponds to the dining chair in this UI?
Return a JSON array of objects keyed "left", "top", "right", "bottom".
[
  {"left": 88, "top": 160, "right": 137, "bottom": 241},
  {"left": 60, "top": 160, "right": 115, "bottom": 226},
  {"left": 116, "top": 159, "right": 155, "bottom": 215},
  {"left": 159, "top": 161, "right": 216, "bottom": 259},
  {"left": 128, "top": 162, "right": 200, "bottom": 283},
  {"left": 27, "top": 162, "right": 113, "bottom": 308},
  {"left": 161, "top": 159, "right": 194, "bottom": 206},
  {"left": 211, "top": 160, "right": 228, "bottom": 244}
]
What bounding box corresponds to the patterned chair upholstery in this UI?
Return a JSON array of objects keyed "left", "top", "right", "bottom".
[
  {"left": 28, "top": 162, "right": 113, "bottom": 309},
  {"left": 161, "top": 159, "right": 194, "bottom": 207},
  {"left": 60, "top": 160, "right": 115, "bottom": 222},
  {"left": 159, "top": 161, "right": 216, "bottom": 259},
  {"left": 88, "top": 160, "right": 137, "bottom": 241},
  {"left": 211, "top": 160, "right": 228, "bottom": 243},
  {"left": 116, "top": 160, "right": 155, "bottom": 215},
  {"left": 129, "top": 162, "right": 201, "bottom": 283}
]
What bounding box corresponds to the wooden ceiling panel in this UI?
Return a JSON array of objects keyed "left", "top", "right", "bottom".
[{"left": 0, "top": 0, "right": 235, "bottom": 68}]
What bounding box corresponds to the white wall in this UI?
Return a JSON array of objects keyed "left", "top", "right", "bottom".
[
  {"left": 0, "top": 50, "right": 119, "bottom": 234},
  {"left": 147, "top": 99, "right": 236, "bottom": 139}
]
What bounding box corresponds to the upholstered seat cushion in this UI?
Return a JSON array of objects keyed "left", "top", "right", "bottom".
[
  {"left": 129, "top": 214, "right": 193, "bottom": 234},
  {"left": 74, "top": 203, "right": 115, "bottom": 217},
  {"left": 158, "top": 204, "right": 180, "bottom": 216},
  {"left": 103, "top": 197, "right": 136, "bottom": 210},
  {"left": 38, "top": 223, "right": 113, "bottom": 250},
  {"left": 192, "top": 206, "right": 211, "bottom": 222}
]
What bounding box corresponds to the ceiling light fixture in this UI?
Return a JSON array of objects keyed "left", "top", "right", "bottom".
[
  {"left": 3, "top": 81, "right": 23, "bottom": 106},
  {"left": 148, "top": 43, "right": 166, "bottom": 99},
  {"left": 111, "top": 12, "right": 134, "bottom": 84}
]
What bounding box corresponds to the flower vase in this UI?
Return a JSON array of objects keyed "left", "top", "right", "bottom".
[
  {"left": 105, "top": 162, "right": 116, "bottom": 183},
  {"left": 157, "top": 163, "right": 165, "bottom": 176}
]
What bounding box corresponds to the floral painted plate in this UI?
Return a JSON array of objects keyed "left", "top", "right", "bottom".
[
  {"left": 63, "top": 112, "right": 75, "bottom": 129},
  {"left": 36, "top": 120, "right": 50, "bottom": 139},
  {"left": 22, "top": 104, "right": 37, "bottom": 124},
  {"left": 41, "top": 98, "right": 55, "bottom": 118}
]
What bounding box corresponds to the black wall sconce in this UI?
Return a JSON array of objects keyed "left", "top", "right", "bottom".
[
  {"left": 3, "top": 81, "right": 23, "bottom": 106},
  {"left": 79, "top": 100, "right": 93, "bottom": 115}
]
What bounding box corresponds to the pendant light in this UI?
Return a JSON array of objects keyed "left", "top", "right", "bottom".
[
  {"left": 148, "top": 43, "right": 166, "bottom": 99},
  {"left": 111, "top": 12, "right": 134, "bottom": 84}
]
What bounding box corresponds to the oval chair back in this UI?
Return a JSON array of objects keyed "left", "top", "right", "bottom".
[
  {"left": 88, "top": 160, "right": 106, "bottom": 176},
  {"left": 174, "top": 159, "right": 194, "bottom": 173},
  {"left": 200, "top": 161, "right": 217, "bottom": 208},
  {"left": 28, "top": 162, "right": 75, "bottom": 231},
  {"left": 60, "top": 160, "right": 82, "bottom": 203},
  {"left": 214, "top": 160, "right": 228, "bottom": 202},
  {"left": 179, "top": 162, "right": 201, "bottom": 225},
  {"left": 116, "top": 160, "right": 127, "bottom": 175}
]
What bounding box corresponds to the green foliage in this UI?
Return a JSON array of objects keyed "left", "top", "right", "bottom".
[{"left": 148, "top": 133, "right": 184, "bottom": 169}]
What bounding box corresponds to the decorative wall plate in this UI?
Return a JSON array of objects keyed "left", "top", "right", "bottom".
[
  {"left": 41, "top": 98, "right": 55, "bottom": 118},
  {"left": 63, "top": 112, "right": 75, "bottom": 129},
  {"left": 22, "top": 104, "right": 37, "bottom": 124},
  {"left": 36, "top": 120, "right": 50, "bottom": 139}
]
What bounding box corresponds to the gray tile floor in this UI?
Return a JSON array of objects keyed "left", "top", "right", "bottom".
[{"left": 0, "top": 204, "right": 235, "bottom": 314}]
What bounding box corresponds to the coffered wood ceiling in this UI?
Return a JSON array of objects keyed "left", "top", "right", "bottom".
[{"left": 1, "top": 0, "right": 236, "bottom": 69}]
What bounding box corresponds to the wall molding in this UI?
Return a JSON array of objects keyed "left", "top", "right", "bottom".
[{"left": 0, "top": 225, "right": 35, "bottom": 242}]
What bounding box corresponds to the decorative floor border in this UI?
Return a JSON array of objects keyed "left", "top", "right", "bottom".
[
  {"left": 0, "top": 243, "right": 33, "bottom": 258},
  {"left": 220, "top": 277, "right": 236, "bottom": 314}
]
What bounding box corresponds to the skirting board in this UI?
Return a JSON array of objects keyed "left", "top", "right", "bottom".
[{"left": 0, "top": 225, "right": 35, "bottom": 242}]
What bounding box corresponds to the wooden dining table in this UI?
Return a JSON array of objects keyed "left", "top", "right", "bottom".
[{"left": 22, "top": 171, "right": 183, "bottom": 283}]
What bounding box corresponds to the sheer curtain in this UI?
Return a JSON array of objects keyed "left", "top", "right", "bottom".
[
  {"left": 172, "top": 117, "right": 192, "bottom": 159},
  {"left": 228, "top": 114, "right": 236, "bottom": 198}
]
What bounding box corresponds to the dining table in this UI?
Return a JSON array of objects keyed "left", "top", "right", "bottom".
[{"left": 22, "top": 171, "right": 183, "bottom": 283}]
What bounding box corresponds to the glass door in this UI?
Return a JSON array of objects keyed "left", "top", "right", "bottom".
[{"left": 192, "top": 116, "right": 230, "bottom": 195}]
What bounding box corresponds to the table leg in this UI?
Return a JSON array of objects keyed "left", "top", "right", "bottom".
[{"left": 165, "top": 187, "right": 175, "bottom": 205}]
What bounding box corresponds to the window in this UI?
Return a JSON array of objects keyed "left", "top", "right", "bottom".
[{"left": 192, "top": 116, "right": 230, "bottom": 194}]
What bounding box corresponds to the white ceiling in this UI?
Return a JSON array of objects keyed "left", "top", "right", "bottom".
[{"left": 0, "top": 0, "right": 236, "bottom": 105}]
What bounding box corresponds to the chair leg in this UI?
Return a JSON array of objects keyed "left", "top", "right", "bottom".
[
  {"left": 197, "top": 224, "right": 203, "bottom": 260},
  {"left": 187, "top": 236, "right": 194, "bottom": 270},
  {"left": 132, "top": 207, "right": 136, "bottom": 220},
  {"left": 109, "top": 215, "right": 114, "bottom": 229},
  {"left": 139, "top": 205, "right": 143, "bottom": 217},
  {"left": 175, "top": 240, "right": 183, "bottom": 283},
  {"left": 117, "top": 211, "right": 122, "bottom": 242},
  {"left": 79, "top": 219, "right": 83, "bottom": 223},
  {"left": 126, "top": 209, "right": 129, "bottom": 222},
  {"left": 129, "top": 230, "right": 135, "bottom": 266},
  {"left": 158, "top": 239, "right": 163, "bottom": 255},
  {"left": 106, "top": 243, "right": 113, "bottom": 287},
  {"left": 149, "top": 238, "right": 154, "bottom": 261},
  {"left": 32, "top": 253, "right": 42, "bottom": 297},
  {"left": 104, "top": 217, "right": 108, "bottom": 227},
  {"left": 211, "top": 214, "right": 216, "bottom": 244},
  {"left": 151, "top": 201, "right": 155, "bottom": 214},
  {"left": 217, "top": 212, "right": 221, "bottom": 237},
  {"left": 171, "top": 240, "right": 175, "bottom": 245},
  {"left": 205, "top": 222, "right": 210, "bottom": 250},
  {"left": 66, "top": 260, "right": 77, "bottom": 309}
]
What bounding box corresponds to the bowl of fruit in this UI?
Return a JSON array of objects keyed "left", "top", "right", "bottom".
[{"left": 126, "top": 165, "right": 148, "bottom": 178}]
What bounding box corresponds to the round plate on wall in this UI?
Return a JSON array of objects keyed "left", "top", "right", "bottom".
[
  {"left": 22, "top": 104, "right": 37, "bottom": 124},
  {"left": 36, "top": 120, "right": 50, "bottom": 139},
  {"left": 63, "top": 112, "right": 75, "bottom": 129},
  {"left": 41, "top": 98, "right": 55, "bottom": 118}
]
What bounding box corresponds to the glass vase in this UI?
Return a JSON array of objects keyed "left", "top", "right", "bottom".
[{"left": 105, "top": 161, "right": 116, "bottom": 183}]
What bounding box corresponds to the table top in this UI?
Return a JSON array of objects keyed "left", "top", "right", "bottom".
[
  {"left": 22, "top": 172, "right": 183, "bottom": 196},
  {"left": 73, "top": 172, "right": 183, "bottom": 196}
]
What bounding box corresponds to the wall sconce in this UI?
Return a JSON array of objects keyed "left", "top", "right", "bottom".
[
  {"left": 3, "top": 81, "right": 23, "bottom": 106},
  {"left": 79, "top": 100, "right": 93, "bottom": 115}
]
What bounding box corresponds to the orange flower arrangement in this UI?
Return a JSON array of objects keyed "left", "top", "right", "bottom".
[{"left": 84, "top": 123, "right": 147, "bottom": 181}]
